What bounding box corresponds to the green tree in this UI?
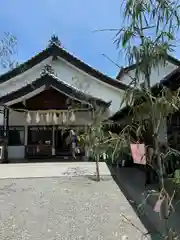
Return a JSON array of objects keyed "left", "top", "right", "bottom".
[
  {"left": 0, "top": 32, "right": 17, "bottom": 70},
  {"left": 115, "top": 0, "right": 180, "bottom": 238},
  {"left": 79, "top": 108, "right": 108, "bottom": 181},
  {"left": 78, "top": 106, "right": 131, "bottom": 181}
]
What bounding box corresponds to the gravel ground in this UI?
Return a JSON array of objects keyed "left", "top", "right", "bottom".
[{"left": 0, "top": 176, "right": 150, "bottom": 240}]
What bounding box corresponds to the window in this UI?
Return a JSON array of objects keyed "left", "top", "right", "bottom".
[
  {"left": 0, "top": 126, "right": 3, "bottom": 137},
  {"left": 28, "top": 126, "right": 52, "bottom": 145},
  {"left": 8, "top": 127, "right": 25, "bottom": 146}
]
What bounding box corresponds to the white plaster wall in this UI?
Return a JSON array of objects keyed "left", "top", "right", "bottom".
[
  {"left": 8, "top": 146, "right": 25, "bottom": 159},
  {"left": 120, "top": 62, "right": 178, "bottom": 87},
  {"left": 0, "top": 56, "right": 125, "bottom": 115},
  {"left": 0, "top": 57, "right": 51, "bottom": 97},
  {"left": 51, "top": 58, "right": 124, "bottom": 114}
]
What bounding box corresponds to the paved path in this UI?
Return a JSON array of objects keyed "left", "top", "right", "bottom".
[
  {"left": 0, "top": 163, "right": 153, "bottom": 240},
  {"left": 0, "top": 162, "right": 111, "bottom": 179}
]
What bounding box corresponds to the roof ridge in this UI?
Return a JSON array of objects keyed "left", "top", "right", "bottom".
[
  {"left": 53, "top": 44, "right": 120, "bottom": 82},
  {"left": 0, "top": 43, "right": 128, "bottom": 90},
  {"left": 116, "top": 54, "right": 180, "bottom": 79},
  {"left": 44, "top": 72, "right": 111, "bottom": 105},
  {"left": 0, "top": 73, "right": 110, "bottom": 108}
]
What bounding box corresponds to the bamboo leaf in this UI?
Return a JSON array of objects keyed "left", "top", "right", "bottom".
[{"left": 122, "top": 30, "right": 134, "bottom": 47}]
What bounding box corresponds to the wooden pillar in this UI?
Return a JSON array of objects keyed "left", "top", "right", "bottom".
[
  {"left": 24, "top": 121, "right": 28, "bottom": 160},
  {"left": 3, "top": 106, "right": 9, "bottom": 163},
  {"left": 52, "top": 126, "right": 55, "bottom": 156}
]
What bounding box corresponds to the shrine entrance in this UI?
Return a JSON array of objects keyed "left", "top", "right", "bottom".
[
  {"left": 0, "top": 73, "right": 110, "bottom": 162},
  {"left": 25, "top": 126, "right": 84, "bottom": 160},
  {"left": 54, "top": 128, "right": 71, "bottom": 156},
  {"left": 26, "top": 126, "right": 53, "bottom": 159},
  {"left": 9, "top": 87, "right": 88, "bottom": 160}
]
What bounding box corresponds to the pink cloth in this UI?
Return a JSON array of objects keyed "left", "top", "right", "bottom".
[
  {"left": 153, "top": 198, "right": 164, "bottom": 213},
  {"left": 130, "top": 143, "right": 146, "bottom": 165}
]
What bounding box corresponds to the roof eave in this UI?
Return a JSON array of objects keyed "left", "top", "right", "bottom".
[
  {"left": 0, "top": 43, "right": 127, "bottom": 91},
  {"left": 0, "top": 73, "right": 110, "bottom": 108},
  {"left": 113, "top": 66, "right": 180, "bottom": 122},
  {"left": 116, "top": 54, "right": 180, "bottom": 80}
]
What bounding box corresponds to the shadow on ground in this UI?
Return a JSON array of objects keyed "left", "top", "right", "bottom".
[{"left": 108, "top": 165, "right": 163, "bottom": 240}]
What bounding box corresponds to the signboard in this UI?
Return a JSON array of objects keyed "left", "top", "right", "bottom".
[
  {"left": 3, "top": 107, "right": 9, "bottom": 162},
  {"left": 3, "top": 107, "right": 9, "bottom": 138}
]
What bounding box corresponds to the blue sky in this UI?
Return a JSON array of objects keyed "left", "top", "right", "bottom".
[
  {"left": 0, "top": 0, "right": 125, "bottom": 77},
  {"left": 1, "top": 1, "right": 180, "bottom": 78}
]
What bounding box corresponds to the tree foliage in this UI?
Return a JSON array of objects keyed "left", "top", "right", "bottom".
[
  {"left": 116, "top": 0, "right": 180, "bottom": 76},
  {"left": 117, "top": 0, "right": 180, "bottom": 168},
  {"left": 0, "top": 32, "right": 17, "bottom": 70},
  {"left": 115, "top": 0, "right": 180, "bottom": 238}
]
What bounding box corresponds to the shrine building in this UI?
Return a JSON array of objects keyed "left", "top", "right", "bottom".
[{"left": 0, "top": 36, "right": 127, "bottom": 162}]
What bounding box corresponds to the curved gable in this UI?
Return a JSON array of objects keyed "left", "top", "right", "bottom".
[
  {"left": 0, "top": 43, "right": 127, "bottom": 91},
  {"left": 0, "top": 73, "right": 110, "bottom": 108}
]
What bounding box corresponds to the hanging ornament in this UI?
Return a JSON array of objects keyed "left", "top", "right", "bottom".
[
  {"left": 26, "top": 112, "right": 31, "bottom": 124},
  {"left": 53, "top": 113, "right": 58, "bottom": 124},
  {"left": 58, "top": 113, "right": 62, "bottom": 123},
  {"left": 40, "top": 114, "right": 44, "bottom": 123},
  {"left": 70, "top": 111, "right": 76, "bottom": 122},
  {"left": 49, "top": 112, "right": 53, "bottom": 123},
  {"left": 35, "top": 112, "right": 40, "bottom": 123},
  {"left": 46, "top": 112, "right": 50, "bottom": 123},
  {"left": 62, "top": 112, "right": 67, "bottom": 123}
]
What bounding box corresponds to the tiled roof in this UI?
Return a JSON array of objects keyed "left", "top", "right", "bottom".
[
  {"left": 0, "top": 73, "right": 111, "bottom": 108},
  {"left": 0, "top": 43, "right": 128, "bottom": 91}
]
